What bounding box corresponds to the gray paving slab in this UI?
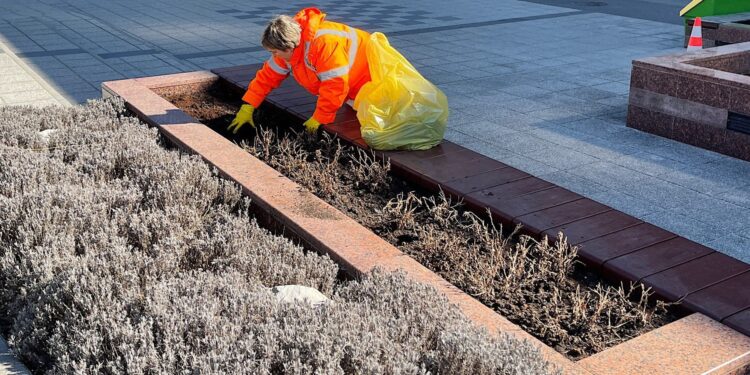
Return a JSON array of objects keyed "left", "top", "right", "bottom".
[
  {"left": 495, "top": 97, "right": 555, "bottom": 114},
  {"left": 565, "top": 136, "right": 642, "bottom": 161},
  {"left": 562, "top": 118, "right": 628, "bottom": 138},
  {"left": 526, "top": 146, "right": 600, "bottom": 171},
  {"left": 619, "top": 175, "right": 705, "bottom": 209},
  {"left": 0, "top": 80, "right": 45, "bottom": 95},
  {"left": 454, "top": 119, "right": 519, "bottom": 139},
  {"left": 499, "top": 84, "right": 551, "bottom": 98},
  {"left": 717, "top": 187, "right": 750, "bottom": 210},
  {"left": 0, "top": 72, "right": 34, "bottom": 84},
  {"left": 595, "top": 95, "right": 628, "bottom": 107},
  {"left": 465, "top": 104, "right": 518, "bottom": 120},
  {"left": 521, "top": 0, "right": 685, "bottom": 25},
  {"left": 493, "top": 132, "right": 558, "bottom": 155},
  {"left": 708, "top": 234, "right": 750, "bottom": 263},
  {"left": 669, "top": 194, "right": 750, "bottom": 235},
  {"left": 0, "top": 42, "right": 67, "bottom": 106},
  {"left": 527, "top": 125, "right": 596, "bottom": 149},
  {"left": 467, "top": 90, "right": 520, "bottom": 105},
  {"left": 529, "top": 92, "right": 590, "bottom": 108},
  {"left": 568, "top": 161, "right": 649, "bottom": 190},
  {"left": 465, "top": 139, "right": 517, "bottom": 161},
  {"left": 641, "top": 210, "right": 725, "bottom": 245},
  {"left": 446, "top": 108, "right": 483, "bottom": 125},
  {"left": 586, "top": 189, "right": 664, "bottom": 218},
  {"left": 443, "top": 127, "right": 482, "bottom": 147},
  {"left": 657, "top": 163, "right": 750, "bottom": 197},
  {"left": 610, "top": 151, "right": 691, "bottom": 178},
  {"left": 645, "top": 141, "right": 730, "bottom": 166},
  {"left": 0, "top": 336, "right": 31, "bottom": 375},
  {"left": 528, "top": 78, "right": 582, "bottom": 91},
  {"left": 560, "top": 87, "right": 621, "bottom": 102},
  {"left": 536, "top": 170, "right": 608, "bottom": 196},
  {"left": 527, "top": 106, "right": 589, "bottom": 124},
  {"left": 501, "top": 154, "right": 560, "bottom": 176},
  {"left": 590, "top": 81, "right": 631, "bottom": 96}
]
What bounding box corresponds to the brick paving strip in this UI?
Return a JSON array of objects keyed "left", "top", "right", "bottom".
[{"left": 103, "top": 70, "right": 750, "bottom": 374}]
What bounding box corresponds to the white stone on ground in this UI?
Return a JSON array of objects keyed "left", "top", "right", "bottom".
[
  {"left": 272, "top": 285, "right": 330, "bottom": 308},
  {"left": 37, "top": 129, "right": 58, "bottom": 143}
]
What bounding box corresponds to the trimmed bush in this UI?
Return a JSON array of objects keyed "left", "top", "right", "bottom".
[{"left": 0, "top": 100, "right": 553, "bottom": 374}]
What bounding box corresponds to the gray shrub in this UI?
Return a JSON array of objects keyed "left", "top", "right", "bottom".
[{"left": 0, "top": 100, "right": 553, "bottom": 374}]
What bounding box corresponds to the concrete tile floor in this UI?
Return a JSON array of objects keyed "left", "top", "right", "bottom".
[
  {"left": 0, "top": 0, "right": 748, "bottom": 264},
  {"left": 0, "top": 337, "right": 30, "bottom": 375}
]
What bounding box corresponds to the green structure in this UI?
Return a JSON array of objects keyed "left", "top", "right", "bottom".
[{"left": 680, "top": 0, "right": 750, "bottom": 19}]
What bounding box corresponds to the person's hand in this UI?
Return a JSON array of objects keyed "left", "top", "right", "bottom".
[
  {"left": 227, "top": 104, "right": 255, "bottom": 134},
  {"left": 303, "top": 117, "right": 322, "bottom": 134}
]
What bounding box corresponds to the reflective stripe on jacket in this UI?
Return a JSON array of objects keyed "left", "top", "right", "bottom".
[{"left": 242, "top": 8, "right": 371, "bottom": 124}]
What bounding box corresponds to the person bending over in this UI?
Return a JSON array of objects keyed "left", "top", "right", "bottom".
[{"left": 228, "top": 7, "right": 371, "bottom": 134}]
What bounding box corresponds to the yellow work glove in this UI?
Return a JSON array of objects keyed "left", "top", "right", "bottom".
[
  {"left": 303, "top": 117, "right": 322, "bottom": 134},
  {"left": 227, "top": 104, "right": 255, "bottom": 134}
]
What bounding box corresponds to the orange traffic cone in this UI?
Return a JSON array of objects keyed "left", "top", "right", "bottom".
[{"left": 687, "top": 17, "right": 703, "bottom": 51}]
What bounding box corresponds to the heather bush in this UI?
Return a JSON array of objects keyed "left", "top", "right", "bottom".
[{"left": 0, "top": 100, "right": 553, "bottom": 374}]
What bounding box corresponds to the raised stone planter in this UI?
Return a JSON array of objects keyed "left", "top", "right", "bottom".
[
  {"left": 628, "top": 41, "right": 750, "bottom": 162},
  {"left": 103, "top": 71, "right": 750, "bottom": 375}
]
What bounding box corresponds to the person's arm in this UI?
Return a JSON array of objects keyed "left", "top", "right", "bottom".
[
  {"left": 242, "top": 55, "right": 290, "bottom": 107},
  {"left": 309, "top": 38, "right": 350, "bottom": 124}
]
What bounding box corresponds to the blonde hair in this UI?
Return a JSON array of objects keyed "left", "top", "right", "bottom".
[{"left": 261, "top": 15, "right": 302, "bottom": 51}]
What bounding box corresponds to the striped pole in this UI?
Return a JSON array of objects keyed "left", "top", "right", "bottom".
[{"left": 687, "top": 17, "right": 703, "bottom": 51}]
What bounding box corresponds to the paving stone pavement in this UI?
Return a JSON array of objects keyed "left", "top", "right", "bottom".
[
  {"left": 1, "top": 0, "right": 749, "bottom": 264},
  {"left": 0, "top": 337, "right": 30, "bottom": 375},
  {"left": 0, "top": 41, "right": 69, "bottom": 107}
]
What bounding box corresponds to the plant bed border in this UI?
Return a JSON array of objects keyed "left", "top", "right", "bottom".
[{"left": 102, "top": 71, "right": 750, "bottom": 375}]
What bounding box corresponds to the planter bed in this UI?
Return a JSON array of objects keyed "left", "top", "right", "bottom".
[
  {"left": 103, "top": 71, "right": 750, "bottom": 375},
  {"left": 0, "top": 100, "right": 554, "bottom": 374},
  {"left": 217, "top": 65, "right": 750, "bottom": 331},
  {"left": 154, "top": 81, "right": 677, "bottom": 361}
]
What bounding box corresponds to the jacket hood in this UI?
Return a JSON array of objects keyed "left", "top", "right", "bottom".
[{"left": 294, "top": 8, "right": 326, "bottom": 41}]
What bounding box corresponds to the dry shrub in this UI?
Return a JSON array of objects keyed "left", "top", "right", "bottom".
[
  {"left": 385, "top": 194, "right": 670, "bottom": 357},
  {"left": 0, "top": 100, "right": 552, "bottom": 374},
  {"left": 243, "top": 126, "right": 673, "bottom": 359},
  {"left": 247, "top": 128, "right": 392, "bottom": 202}
]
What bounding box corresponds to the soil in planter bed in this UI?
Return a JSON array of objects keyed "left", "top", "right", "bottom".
[
  {"left": 153, "top": 80, "right": 302, "bottom": 141},
  {"left": 155, "top": 81, "right": 680, "bottom": 360}
]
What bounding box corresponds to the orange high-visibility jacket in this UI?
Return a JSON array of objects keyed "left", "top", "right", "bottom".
[{"left": 242, "top": 8, "right": 371, "bottom": 124}]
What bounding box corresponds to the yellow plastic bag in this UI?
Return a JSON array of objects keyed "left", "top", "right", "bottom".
[{"left": 353, "top": 32, "right": 449, "bottom": 150}]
